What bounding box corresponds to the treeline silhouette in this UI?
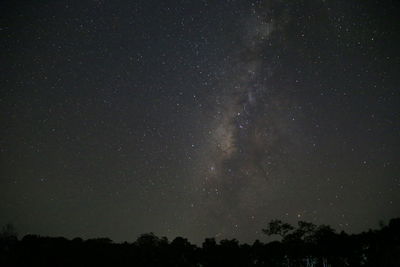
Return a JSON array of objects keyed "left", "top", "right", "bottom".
[{"left": 0, "top": 218, "right": 399, "bottom": 266}]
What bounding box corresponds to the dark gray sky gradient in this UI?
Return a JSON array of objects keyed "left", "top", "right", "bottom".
[{"left": 1, "top": 0, "right": 399, "bottom": 244}]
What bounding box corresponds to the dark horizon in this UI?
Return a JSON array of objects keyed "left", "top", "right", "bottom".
[
  {"left": 1, "top": 217, "right": 400, "bottom": 266},
  {"left": 2, "top": 216, "right": 399, "bottom": 245},
  {"left": 1, "top": 0, "right": 399, "bottom": 245}
]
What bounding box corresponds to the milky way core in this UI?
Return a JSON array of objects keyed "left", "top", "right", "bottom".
[{"left": 1, "top": 0, "right": 399, "bottom": 244}]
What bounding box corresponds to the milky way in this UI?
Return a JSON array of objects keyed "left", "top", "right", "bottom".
[
  {"left": 1, "top": 0, "right": 399, "bottom": 244},
  {"left": 184, "top": 1, "right": 296, "bottom": 240},
  {"left": 183, "top": 0, "right": 400, "bottom": 242}
]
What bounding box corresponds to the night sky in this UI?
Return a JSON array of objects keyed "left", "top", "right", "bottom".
[{"left": 1, "top": 0, "right": 399, "bottom": 244}]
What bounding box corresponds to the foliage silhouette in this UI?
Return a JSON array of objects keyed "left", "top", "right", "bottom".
[{"left": 0, "top": 218, "right": 399, "bottom": 266}]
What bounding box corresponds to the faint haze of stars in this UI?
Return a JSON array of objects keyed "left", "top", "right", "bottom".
[{"left": 0, "top": 0, "right": 399, "bottom": 243}]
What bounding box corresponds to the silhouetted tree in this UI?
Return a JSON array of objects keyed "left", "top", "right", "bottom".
[
  {"left": 0, "top": 224, "right": 18, "bottom": 267},
  {"left": 134, "top": 233, "right": 169, "bottom": 266},
  {"left": 0, "top": 218, "right": 399, "bottom": 266},
  {"left": 262, "top": 219, "right": 294, "bottom": 239},
  {"left": 201, "top": 237, "right": 219, "bottom": 267},
  {"left": 168, "top": 237, "right": 198, "bottom": 266}
]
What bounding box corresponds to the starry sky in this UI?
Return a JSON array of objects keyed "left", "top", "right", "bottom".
[{"left": 1, "top": 0, "right": 399, "bottom": 244}]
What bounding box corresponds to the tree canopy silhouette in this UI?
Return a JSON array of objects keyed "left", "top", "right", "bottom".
[{"left": 0, "top": 218, "right": 399, "bottom": 266}]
